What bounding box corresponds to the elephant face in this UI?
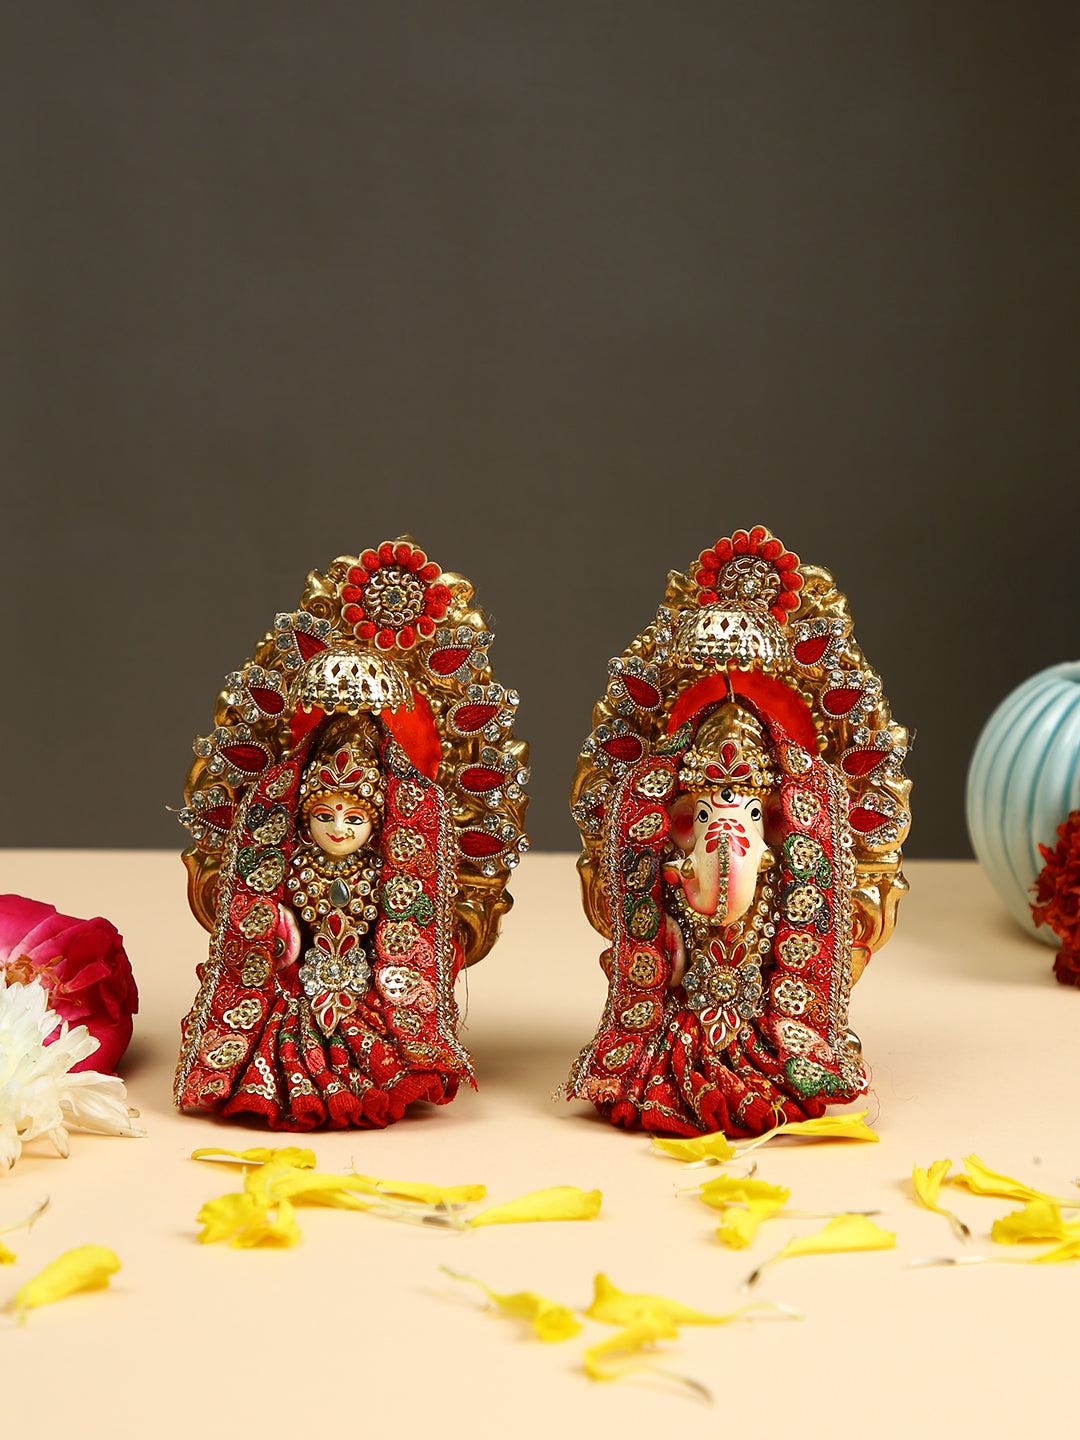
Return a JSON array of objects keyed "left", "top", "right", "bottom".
[{"left": 666, "top": 786, "right": 771, "bottom": 924}]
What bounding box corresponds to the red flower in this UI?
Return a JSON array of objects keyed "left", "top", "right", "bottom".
[
  {"left": 695, "top": 525, "right": 803, "bottom": 624},
  {"left": 339, "top": 542, "right": 451, "bottom": 650},
  {"left": 1031, "top": 810, "right": 1080, "bottom": 988},
  {"left": 0, "top": 895, "right": 139, "bottom": 1072}
]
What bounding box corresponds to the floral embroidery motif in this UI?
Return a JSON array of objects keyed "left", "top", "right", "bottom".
[
  {"left": 223, "top": 998, "right": 264, "bottom": 1031},
  {"left": 381, "top": 920, "right": 421, "bottom": 957},
  {"left": 628, "top": 811, "right": 665, "bottom": 842}
]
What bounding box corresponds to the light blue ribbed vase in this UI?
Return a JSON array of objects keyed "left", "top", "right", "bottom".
[{"left": 966, "top": 661, "right": 1080, "bottom": 945}]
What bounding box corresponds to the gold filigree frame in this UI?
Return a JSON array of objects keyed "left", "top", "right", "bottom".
[
  {"left": 570, "top": 542, "right": 910, "bottom": 976},
  {"left": 180, "top": 538, "right": 529, "bottom": 968}
]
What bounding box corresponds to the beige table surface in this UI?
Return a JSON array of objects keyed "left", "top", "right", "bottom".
[{"left": 0, "top": 853, "right": 1076, "bottom": 1436}]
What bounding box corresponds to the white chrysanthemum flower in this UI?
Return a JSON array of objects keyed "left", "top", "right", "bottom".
[{"left": 0, "top": 972, "right": 144, "bottom": 1171}]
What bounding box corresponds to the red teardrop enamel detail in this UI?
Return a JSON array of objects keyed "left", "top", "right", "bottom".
[
  {"left": 623, "top": 674, "right": 661, "bottom": 709},
  {"left": 295, "top": 630, "right": 329, "bottom": 661},
  {"left": 201, "top": 805, "right": 234, "bottom": 830},
  {"left": 793, "top": 636, "right": 831, "bottom": 666},
  {"left": 601, "top": 735, "right": 645, "bottom": 762},
  {"left": 841, "top": 749, "right": 887, "bottom": 778},
  {"left": 220, "top": 744, "right": 269, "bottom": 774},
  {"left": 822, "top": 687, "right": 863, "bottom": 716},
  {"left": 458, "top": 831, "right": 506, "bottom": 859},
  {"left": 848, "top": 807, "right": 888, "bottom": 833},
  {"left": 249, "top": 686, "right": 286, "bottom": 715},
  {"left": 427, "top": 646, "right": 472, "bottom": 676},
  {"left": 452, "top": 702, "right": 501, "bottom": 732},
  {"left": 459, "top": 766, "right": 506, "bottom": 792}
]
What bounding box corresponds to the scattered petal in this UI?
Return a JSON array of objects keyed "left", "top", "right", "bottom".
[
  {"left": 357, "top": 1176, "right": 486, "bottom": 1207},
  {"left": 585, "top": 1273, "right": 792, "bottom": 1327},
  {"left": 196, "top": 1191, "right": 276, "bottom": 1247},
  {"left": 952, "top": 1155, "right": 1079, "bottom": 1209},
  {"left": 991, "top": 1200, "right": 1080, "bottom": 1246},
  {"left": 913, "top": 1160, "right": 970, "bottom": 1241},
  {"left": 716, "top": 1206, "right": 774, "bottom": 1250},
  {"left": 745, "top": 1214, "right": 895, "bottom": 1288},
  {"left": 583, "top": 1317, "right": 712, "bottom": 1402},
  {"left": 651, "top": 1133, "right": 737, "bottom": 1165},
  {"left": 1025, "top": 1236, "right": 1080, "bottom": 1264},
  {"left": 191, "top": 1146, "right": 317, "bottom": 1169},
  {"left": 467, "top": 1186, "right": 602, "bottom": 1228},
  {"left": 263, "top": 1170, "right": 374, "bottom": 1212},
  {"left": 441, "top": 1267, "right": 581, "bottom": 1343},
  {"left": 735, "top": 1111, "right": 878, "bottom": 1159},
  {"left": 697, "top": 1176, "right": 790, "bottom": 1214},
  {"left": 0, "top": 1241, "right": 14, "bottom": 1264},
  {"left": 13, "top": 1245, "right": 120, "bottom": 1322}
]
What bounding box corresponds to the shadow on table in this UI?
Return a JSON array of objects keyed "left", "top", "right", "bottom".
[{"left": 468, "top": 1025, "right": 597, "bottom": 1115}]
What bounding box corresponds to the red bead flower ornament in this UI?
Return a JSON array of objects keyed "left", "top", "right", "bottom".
[
  {"left": 340, "top": 542, "right": 452, "bottom": 651},
  {"left": 695, "top": 525, "right": 803, "bottom": 625}
]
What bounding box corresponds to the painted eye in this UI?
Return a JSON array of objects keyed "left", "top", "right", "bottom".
[
  {"left": 697, "top": 808, "right": 710, "bottom": 823},
  {"left": 313, "top": 810, "right": 334, "bottom": 823},
  {"left": 750, "top": 805, "right": 762, "bottom": 822},
  {"left": 720, "top": 788, "right": 734, "bottom": 803}
]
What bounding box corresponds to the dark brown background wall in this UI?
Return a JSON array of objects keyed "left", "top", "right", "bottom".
[{"left": 2, "top": 3, "right": 1077, "bottom": 855}]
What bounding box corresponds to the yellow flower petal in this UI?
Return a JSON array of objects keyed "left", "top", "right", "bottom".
[
  {"left": 583, "top": 1317, "right": 712, "bottom": 1401},
  {"left": 991, "top": 1200, "right": 1080, "bottom": 1246},
  {"left": 466, "top": 1186, "right": 602, "bottom": 1228},
  {"left": 0, "top": 1240, "right": 15, "bottom": 1265},
  {"left": 746, "top": 1215, "right": 894, "bottom": 1287},
  {"left": 264, "top": 1171, "right": 373, "bottom": 1211},
  {"left": 736, "top": 1111, "right": 879, "bottom": 1158},
  {"left": 356, "top": 1176, "right": 487, "bottom": 1207},
  {"left": 651, "top": 1133, "right": 737, "bottom": 1164},
  {"left": 1025, "top": 1237, "right": 1080, "bottom": 1264},
  {"left": 952, "top": 1155, "right": 1079, "bottom": 1208},
  {"left": 779, "top": 1214, "right": 895, "bottom": 1259},
  {"left": 13, "top": 1245, "right": 121, "bottom": 1320},
  {"left": 585, "top": 1272, "right": 783, "bottom": 1327},
  {"left": 716, "top": 1206, "right": 773, "bottom": 1250},
  {"left": 698, "top": 1176, "right": 790, "bottom": 1214},
  {"left": 583, "top": 1314, "right": 678, "bottom": 1377},
  {"left": 441, "top": 1267, "right": 581, "bottom": 1343},
  {"left": 195, "top": 1191, "right": 269, "bottom": 1245},
  {"left": 913, "top": 1160, "right": 970, "bottom": 1240},
  {"left": 913, "top": 1159, "right": 950, "bottom": 1209},
  {"left": 229, "top": 1196, "right": 302, "bottom": 1249},
  {"left": 191, "top": 1146, "right": 317, "bottom": 1169}
]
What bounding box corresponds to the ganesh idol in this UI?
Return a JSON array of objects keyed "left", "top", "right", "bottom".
[
  {"left": 567, "top": 526, "right": 911, "bottom": 1138},
  {"left": 175, "top": 538, "right": 529, "bottom": 1130}
]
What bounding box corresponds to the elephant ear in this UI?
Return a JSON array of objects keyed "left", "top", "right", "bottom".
[
  {"left": 763, "top": 794, "right": 786, "bottom": 850},
  {"left": 667, "top": 793, "right": 696, "bottom": 853}
]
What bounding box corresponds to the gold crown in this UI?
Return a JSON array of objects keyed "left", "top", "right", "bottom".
[
  {"left": 299, "top": 740, "right": 385, "bottom": 826},
  {"left": 678, "top": 704, "right": 779, "bottom": 795}
]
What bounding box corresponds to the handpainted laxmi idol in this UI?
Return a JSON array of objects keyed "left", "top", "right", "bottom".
[
  {"left": 566, "top": 526, "right": 910, "bottom": 1137},
  {"left": 175, "top": 538, "right": 528, "bottom": 1129}
]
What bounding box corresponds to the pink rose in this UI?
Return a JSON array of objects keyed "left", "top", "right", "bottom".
[{"left": 0, "top": 895, "right": 139, "bottom": 1074}]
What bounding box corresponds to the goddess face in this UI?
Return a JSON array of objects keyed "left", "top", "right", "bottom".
[
  {"left": 307, "top": 791, "right": 374, "bottom": 858},
  {"left": 668, "top": 785, "right": 771, "bottom": 923}
]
